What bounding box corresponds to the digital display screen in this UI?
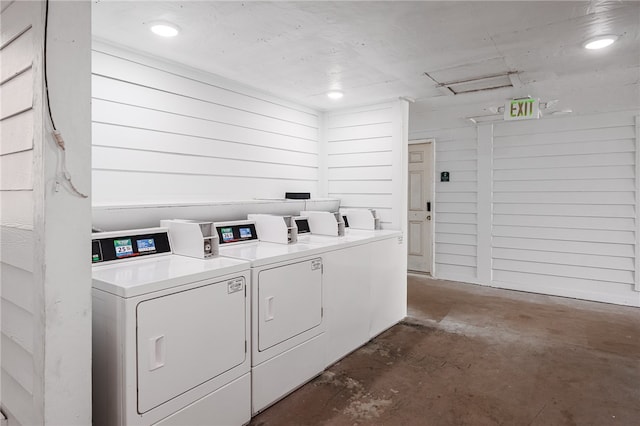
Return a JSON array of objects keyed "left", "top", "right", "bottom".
[
  {"left": 114, "top": 239, "right": 134, "bottom": 258},
  {"left": 239, "top": 227, "right": 252, "bottom": 238},
  {"left": 137, "top": 238, "right": 156, "bottom": 253},
  {"left": 221, "top": 227, "right": 234, "bottom": 243},
  {"left": 295, "top": 219, "right": 310, "bottom": 234},
  {"left": 92, "top": 240, "right": 102, "bottom": 263}
]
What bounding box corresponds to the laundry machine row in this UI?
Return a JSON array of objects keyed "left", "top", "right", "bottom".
[{"left": 91, "top": 212, "right": 405, "bottom": 425}]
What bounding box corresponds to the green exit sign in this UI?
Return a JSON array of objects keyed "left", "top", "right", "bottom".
[{"left": 504, "top": 98, "right": 540, "bottom": 121}]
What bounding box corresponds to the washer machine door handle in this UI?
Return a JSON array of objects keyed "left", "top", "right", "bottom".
[
  {"left": 149, "top": 335, "right": 165, "bottom": 371},
  {"left": 265, "top": 296, "right": 275, "bottom": 322}
]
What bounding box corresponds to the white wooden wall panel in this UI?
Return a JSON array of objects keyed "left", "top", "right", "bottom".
[
  {"left": 92, "top": 48, "right": 318, "bottom": 127},
  {"left": 0, "top": 27, "right": 32, "bottom": 84},
  {"left": 0, "top": 67, "right": 32, "bottom": 119},
  {"left": 494, "top": 111, "right": 635, "bottom": 137},
  {"left": 0, "top": 2, "right": 37, "bottom": 422},
  {"left": 2, "top": 334, "right": 34, "bottom": 394},
  {"left": 491, "top": 111, "right": 639, "bottom": 306},
  {"left": 1, "top": 299, "right": 34, "bottom": 355},
  {"left": 328, "top": 107, "right": 393, "bottom": 128},
  {"left": 326, "top": 103, "right": 404, "bottom": 228},
  {"left": 494, "top": 178, "right": 635, "bottom": 192},
  {"left": 408, "top": 127, "right": 480, "bottom": 281},
  {"left": 410, "top": 105, "right": 639, "bottom": 305},
  {"left": 1, "top": 371, "right": 36, "bottom": 426},
  {"left": 327, "top": 137, "right": 393, "bottom": 154},
  {"left": 493, "top": 271, "right": 638, "bottom": 306},
  {"left": 92, "top": 171, "right": 317, "bottom": 205},
  {"left": 493, "top": 237, "right": 634, "bottom": 258},
  {"left": 92, "top": 123, "right": 317, "bottom": 167},
  {"left": 93, "top": 100, "right": 317, "bottom": 154},
  {"left": 0, "top": 150, "right": 33, "bottom": 190},
  {"left": 0, "top": 109, "right": 34, "bottom": 155},
  {"left": 327, "top": 180, "right": 393, "bottom": 194},
  {"left": 92, "top": 75, "right": 318, "bottom": 140},
  {"left": 92, "top": 44, "right": 320, "bottom": 205},
  {"left": 93, "top": 146, "right": 317, "bottom": 181},
  {"left": 493, "top": 247, "right": 633, "bottom": 271},
  {"left": 494, "top": 165, "right": 635, "bottom": 181},
  {"left": 328, "top": 165, "right": 392, "bottom": 181},
  {"left": 493, "top": 203, "right": 635, "bottom": 218},
  {"left": 1, "top": 264, "right": 34, "bottom": 313},
  {"left": 0, "top": 0, "right": 35, "bottom": 47},
  {"left": 328, "top": 151, "right": 393, "bottom": 168},
  {"left": 333, "top": 194, "right": 393, "bottom": 209},
  {"left": 493, "top": 126, "right": 634, "bottom": 147}
]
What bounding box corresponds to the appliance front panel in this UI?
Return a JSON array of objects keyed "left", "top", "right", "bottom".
[
  {"left": 136, "top": 276, "right": 247, "bottom": 413},
  {"left": 257, "top": 258, "right": 323, "bottom": 351}
]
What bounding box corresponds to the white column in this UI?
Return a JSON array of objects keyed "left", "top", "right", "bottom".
[
  {"left": 35, "top": 1, "right": 92, "bottom": 423},
  {"left": 476, "top": 124, "right": 493, "bottom": 284},
  {"left": 635, "top": 115, "right": 640, "bottom": 291}
]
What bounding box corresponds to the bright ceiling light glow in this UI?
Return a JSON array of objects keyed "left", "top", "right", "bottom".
[
  {"left": 327, "top": 91, "right": 344, "bottom": 100},
  {"left": 583, "top": 35, "right": 617, "bottom": 50},
  {"left": 150, "top": 23, "right": 180, "bottom": 37}
]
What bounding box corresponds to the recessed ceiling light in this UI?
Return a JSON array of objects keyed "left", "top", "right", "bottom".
[
  {"left": 327, "top": 91, "right": 344, "bottom": 100},
  {"left": 150, "top": 22, "right": 180, "bottom": 37},
  {"left": 583, "top": 35, "right": 618, "bottom": 50}
]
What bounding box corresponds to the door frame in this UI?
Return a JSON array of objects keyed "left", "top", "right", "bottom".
[{"left": 407, "top": 138, "right": 436, "bottom": 275}]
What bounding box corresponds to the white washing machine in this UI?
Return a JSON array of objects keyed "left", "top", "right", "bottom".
[
  {"left": 214, "top": 220, "right": 332, "bottom": 414},
  {"left": 294, "top": 216, "right": 406, "bottom": 366},
  {"left": 91, "top": 227, "right": 252, "bottom": 426}
]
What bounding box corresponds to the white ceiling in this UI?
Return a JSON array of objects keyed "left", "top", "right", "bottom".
[{"left": 92, "top": 1, "right": 640, "bottom": 113}]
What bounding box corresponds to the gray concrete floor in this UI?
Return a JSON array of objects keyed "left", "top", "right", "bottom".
[{"left": 249, "top": 275, "right": 640, "bottom": 425}]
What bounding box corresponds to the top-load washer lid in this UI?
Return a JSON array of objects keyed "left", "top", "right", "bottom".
[
  {"left": 297, "top": 228, "right": 402, "bottom": 246},
  {"left": 218, "top": 241, "right": 332, "bottom": 267},
  {"left": 92, "top": 255, "right": 251, "bottom": 298}
]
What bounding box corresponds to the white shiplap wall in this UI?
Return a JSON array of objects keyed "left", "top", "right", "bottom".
[
  {"left": 409, "top": 126, "right": 479, "bottom": 283},
  {"left": 325, "top": 101, "right": 407, "bottom": 230},
  {"left": 2, "top": 2, "right": 92, "bottom": 424},
  {"left": 410, "top": 107, "right": 640, "bottom": 306},
  {"left": 0, "top": 1, "right": 37, "bottom": 423},
  {"left": 91, "top": 42, "right": 320, "bottom": 205},
  {"left": 491, "top": 111, "right": 639, "bottom": 306}
]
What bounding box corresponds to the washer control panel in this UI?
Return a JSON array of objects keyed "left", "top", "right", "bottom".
[{"left": 92, "top": 229, "right": 171, "bottom": 264}]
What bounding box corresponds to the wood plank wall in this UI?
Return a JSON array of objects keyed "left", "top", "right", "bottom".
[
  {"left": 410, "top": 109, "right": 640, "bottom": 306},
  {"left": 410, "top": 125, "right": 479, "bottom": 282},
  {"left": 325, "top": 103, "right": 402, "bottom": 228},
  {"left": 491, "top": 111, "right": 639, "bottom": 305},
  {"left": 91, "top": 43, "right": 320, "bottom": 205},
  {"left": 0, "top": 1, "right": 38, "bottom": 424}
]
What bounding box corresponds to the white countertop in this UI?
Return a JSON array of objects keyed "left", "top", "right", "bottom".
[{"left": 92, "top": 254, "right": 251, "bottom": 298}]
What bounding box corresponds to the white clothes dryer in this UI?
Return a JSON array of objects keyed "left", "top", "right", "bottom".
[
  {"left": 214, "top": 221, "right": 333, "bottom": 414},
  {"left": 91, "top": 227, "right": 252, "bottom": 426}
]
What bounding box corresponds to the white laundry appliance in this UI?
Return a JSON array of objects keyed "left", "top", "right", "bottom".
[
  {"left": 294, "top": 212, "right": 406, "bottom": 366},
  {"left": 91, "top": 227, "right": 252, "bottom": 426},
  {"left": 214, "top": 219, "right": 332, "bottom": 414}
]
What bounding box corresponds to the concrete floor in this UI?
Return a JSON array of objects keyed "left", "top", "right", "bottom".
[{"left": 249, "top": 275, "right": 640, "bottom": 426}]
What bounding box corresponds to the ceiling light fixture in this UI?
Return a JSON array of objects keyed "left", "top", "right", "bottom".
[
  {"left": 327, "top": 91, "right": 344, "bottom": 100},
  {"left": 583, "top": 35, "right": 618, "bottom": 50},
  {"left": 150, "top": 22, "right": 180, "bottom": 37}
]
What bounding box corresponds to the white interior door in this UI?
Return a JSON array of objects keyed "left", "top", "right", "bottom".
[{"left": 408, "top": 142, "right": 434, "bottom": 273}]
